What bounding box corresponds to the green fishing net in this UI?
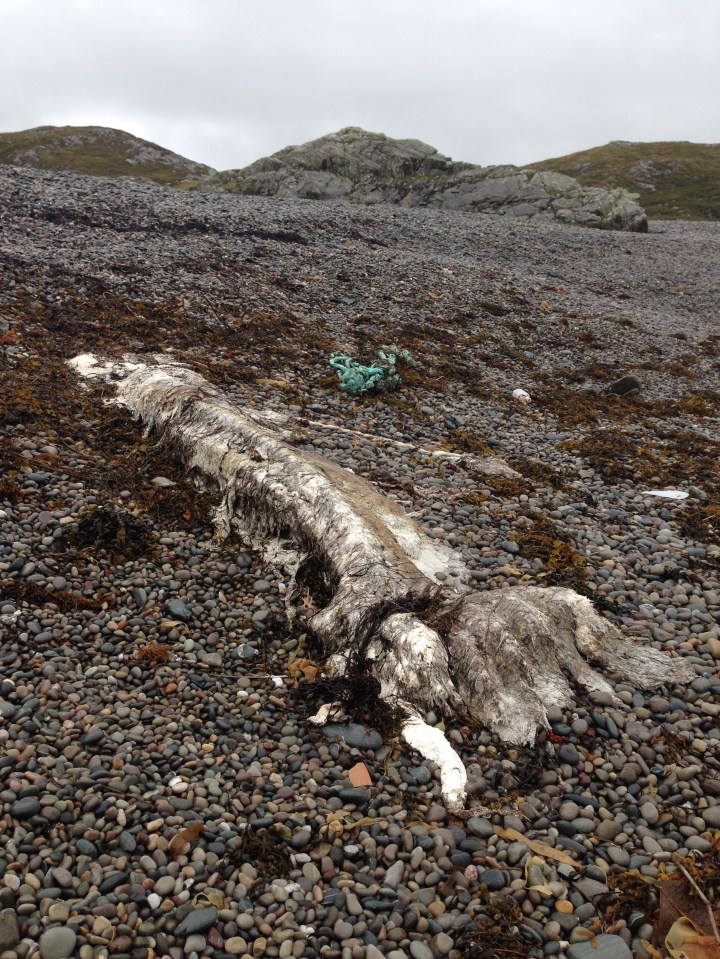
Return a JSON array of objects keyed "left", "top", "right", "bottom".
[{"left": 329, "top": 346, "right": 417, "bottom": 394}]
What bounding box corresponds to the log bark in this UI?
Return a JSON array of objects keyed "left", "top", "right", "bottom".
[{"left": 70, "top": 353, "right": 694, "bottom": 810}]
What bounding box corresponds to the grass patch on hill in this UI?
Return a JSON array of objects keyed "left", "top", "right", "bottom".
[
  {"left": 0, "top": 126, "right": 213, "bottom": 186},
  {"left": 526, "top": 141, "right": 720, "bottom": 220}
]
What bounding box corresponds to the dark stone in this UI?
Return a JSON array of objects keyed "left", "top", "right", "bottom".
[
  {"left": 118, "top": 830, "right": 137, "bottom": 853},
  {"left": 166, "top": 598, "right": 192, "bottom": 621},
  {"left": 11, "top": 797, "right": 40, "bottom": 819},
  {"left": 174, "top": 906, "right": 218, "bottom": 936},
  {"left": 467, "top": 817, "right": 493, "bottom": 839},
  {"left": 480, "top": 869, "right": 506, "bottom": 890},
  {"left": 558, "top": 743, "right": 580, "bottom": 764},
  {"left": 322, "top": 723, "right": 383, "bottom": 750},
  {"left": 557, "top": 837, "right": 589, "bottom": 856},
  {"left": 361, "top": 899, "right": 394, "bottom": 912},
  {"left": 459, "top": 838, "right": 485, "bottom": 853},
  {"left": 24, "top": 472, "right": 50, "bottom": 484},
  {"left": 609, "top": 375, "right": 641, "bottom": 396},
  {"left": 338, "top": 788, "right": 370, "bottom": 807},
  {"left": 99, "top": 871, "right": 129, "bottom": 894},
  {"left": 450, "top": 852, "right": 472, "bottom": 868}
]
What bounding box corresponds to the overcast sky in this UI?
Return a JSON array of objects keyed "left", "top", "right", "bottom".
[{"left": 3, "top": 0, "right": 718, "bottom": 171}]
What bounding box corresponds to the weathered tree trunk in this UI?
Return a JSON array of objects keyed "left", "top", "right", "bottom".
[{"left": 70, "top": 354, "right": 694, "bottom": 810}]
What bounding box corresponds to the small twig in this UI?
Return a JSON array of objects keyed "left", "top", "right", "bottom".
[
  {"left": 197, "top": 291, "right": 227, "bottom": 327},
  {"left": 676, "top": 860, "right": 720, "bottom": 946}
]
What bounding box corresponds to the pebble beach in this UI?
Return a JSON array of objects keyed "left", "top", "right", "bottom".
[{"left": 0, "top": 164, "right": 719, "bottom": 959}]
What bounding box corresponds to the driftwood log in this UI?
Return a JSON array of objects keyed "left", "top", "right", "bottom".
[{"left": 70, "top": 353, "right": 694, "bottom": 810}]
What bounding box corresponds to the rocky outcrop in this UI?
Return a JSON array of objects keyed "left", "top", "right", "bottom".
[
  {"left": 526, "top": 140, "right": 720, "bottom": 221},
  {"left": 209, "top": 127, "right": 648, "bottom": 231}
]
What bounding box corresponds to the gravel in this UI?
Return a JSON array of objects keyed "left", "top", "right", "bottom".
[{"left": 1, "top": 164, "right": 719, "bottom": 959}]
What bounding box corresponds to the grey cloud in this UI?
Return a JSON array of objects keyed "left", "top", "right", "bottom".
[{"left": 2, "top": 0, "right": 718, "bottom": 171}]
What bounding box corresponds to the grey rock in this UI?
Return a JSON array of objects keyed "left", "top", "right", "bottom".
[
  {"left": 166, "top": 598, "right": 192, "bottom": 621},
  {"left": 383, "top": 860, "right": 405, "bottom": 888},
  {"left": 174, "top": 905, "right": 218, "bottom": 936},
  {"left": 609, "top": 374, "right": 641, "bottom": 396},
  {"left": 154, "top": 875, "right": 177, "bottom": 896},
  {"left": 625, "top": 721, "right": 651, "bottom": 742},
  {"left": 83, "top": 728, "right": 104, "bottom": 746},
  {"left": 568, "top": 934, "right": 631, "bottom": 959},
  {"left": 702, "top": 806, "right": 720, "bottom": 829},
  {"left": 51, "top": 867, "right": 73, "bottom": 887},
  {"left": 184, "top": 933, "right": 206, "bottom": 953},
  {"left": 558, "top": 743, "right": 580, "bottom": 764},
  {"left": 507, "top": 841, "right": 528, "bottom": 864},
  {"left": 39, "top": 927, "right": 78, "bottom": 959},
  {"left": 0, "top": 909, "right": 20, "bottom": 951},
  {"left": 640, "top": 801, "right": 659, "bottom": 825},
  {"left": 571, "top": 817, "right": 597, "bottom": 834},
  {"left": 412, "top": 765, "right": 432, "bottom": 785},
  {"left": 467, "top": 817, "right": 493, "bottom": 838},
  {"left": 409, "top": 943, "right": 434, "bottom": 959},
  {"left": 573, "top": 877, "right": 609, "bottom": 901},
  {"left": 11, "top": 797, "right": 40, "bottom": 819},
  {"left": 290, "top": 827, "right": 312, "bottom": 850}
]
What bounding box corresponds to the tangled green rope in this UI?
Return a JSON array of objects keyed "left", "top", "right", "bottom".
[{"left": 329, "top": 346, "right": 416, "bottom": 394}]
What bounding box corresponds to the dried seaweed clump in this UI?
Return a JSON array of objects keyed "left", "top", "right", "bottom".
[
  {"left": 133, "top": 640, "right": 170, "bottom": 667},
  {"left": 69, "top": 506, "right": 154, "bottom": 561},
  {"left": 445, "top": 429, "right": 493, "bottom": 456},
  {"left": 455, "top": 892, "right": 532, "bottom": 958},
  {"left": 511, "top": 515, "right": 588, "bottom": 591},
  {"left": 221, "top": 824, "right": 293, "bottom": 882},
  {"left": 678, "top": 505, "right": 720, "bottom": 546},
  {"left": 0, "top": 579, "right": 101, "bottom": 613}
]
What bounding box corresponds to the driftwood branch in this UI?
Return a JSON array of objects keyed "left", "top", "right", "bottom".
[{"left": 70, "top": 353, "right": 694, "bottom": 809}]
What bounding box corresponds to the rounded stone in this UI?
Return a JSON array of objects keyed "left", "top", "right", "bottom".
[
  {"left": 481, "top": 868, "right": 506, "bottom": 891},
  {"left": 609, "top": 375, "right": 641, "bottom": 397},
  {"left": 559, "top": 801, "right": 580, "bottom": 821},
  {"left": 410, "top": 942, "right": 434, "bottom": 959},
  {"left": 184, "top": 933, "right": 206, "bottom": 954},
  {"left": 568, "top": 934, "right": 632, "bottom": 959},
  {"left": 39, "top": 927, "right": 78, "bottom": 959},
  {"left": 467, "top": 817, "right": 493, "bottom": 838},
  {"left": 639, "top": 802, "right": 659, "bottom": 825},
  {"left": 11, "top": 797, "right": 40, "bottom": 819},
  {"left": 225, "top": 937, "right": 248, "bottom": 956},
  {"left": 174, "top": 905, "right": 218, "bottom": 936}
]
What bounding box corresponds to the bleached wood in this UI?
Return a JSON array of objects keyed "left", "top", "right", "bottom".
[{"left": 70, "top": 353, "right": 694, "bottom": 809}]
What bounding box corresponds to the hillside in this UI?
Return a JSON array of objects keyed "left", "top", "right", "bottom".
[
  {"left": 1, "top": 163, "right": 720, "bottom": 959},
  {"left": 0, "top": 125, "right": 215, "bottom": 187},
  {"left": 207, "top": 126, "right": 648, "bottom": 231},
  {"left": 527, "top": 141, "right": 720, "bottom": 220}
]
